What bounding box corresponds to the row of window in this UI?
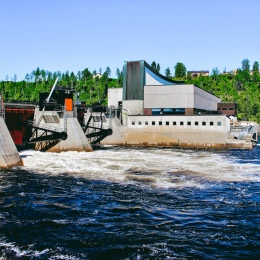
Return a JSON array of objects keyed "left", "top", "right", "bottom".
[
  {"left": 218, "top": 108, "right": 235, "bottom": 110},
  {"left": 131, "top": 121, "right": 222, "bottom": 126}
]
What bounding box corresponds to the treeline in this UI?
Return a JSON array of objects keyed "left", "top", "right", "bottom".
[
  {"left": 150, "top": 59, "right": 260, "bottom": 122},
  {"left": 1, "top": 66, "right": 123, "bottom": 106},
  {"left": 181, "top": 59, "right": 260, "bottom": 123},
  {"left": 1, "top": 59, "right": 260, "bottom": 122},
  {"left": 187, "top": 71, "right": 260, "bottom": 122}
]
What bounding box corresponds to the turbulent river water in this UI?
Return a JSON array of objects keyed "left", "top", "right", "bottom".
[{"left": 0, "top": 144, "right": 260, "bottom": 259}]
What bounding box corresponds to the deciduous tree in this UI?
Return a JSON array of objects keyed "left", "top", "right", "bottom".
[
  {"left": 174, "top": 62, "right": 186, "bottom": 78},
  {"left": 211, "top": 67, "right": 220, "bottom": 80}
]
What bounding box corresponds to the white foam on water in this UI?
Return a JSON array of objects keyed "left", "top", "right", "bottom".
[
  {"left": 19, "top": 148, "right": 260, "bottom": 189},
  {"left": 0, "top": 240, "right": 76, "bottom": 259},
  {"left": 0, "top": 241, "right": 31, "bottom": 257}
]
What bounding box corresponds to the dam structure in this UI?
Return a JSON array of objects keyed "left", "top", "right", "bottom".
[
  {"left": 101, "top": 60, "right": 258, "bottom": 149},
  {"left": 32, "top": 107, "right": 92, "bottom": 152},
  {"left": 1, "top": 81, "right": 113, "bottom": 158},
  {"left": 25, "top": 85, "right": 93, "bottom": 153},
  {"left": 0, "top": 96, "right": 23, "bottom": 169},
  {"left": 2, "top": 83, "right": 93, "bottom": 154}
]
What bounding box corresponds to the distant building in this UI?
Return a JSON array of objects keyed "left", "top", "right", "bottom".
[
  {"left": 221, "top": 71, "right": 230, "bottom": 75},
  {"left": 232, "top": 69, "right": 238, "bottom": 75},
  {"left": 231, "top": 69, "right": 260, "bottom": 75},
  {"left": 187, "top": 70, "right": 209, "bottom": 77},
  {"left": 93, "top": 73, "right": 102, "bottom": 79},
  {"left": 249, "top": 70, "right": 260, "bottom": 75}
]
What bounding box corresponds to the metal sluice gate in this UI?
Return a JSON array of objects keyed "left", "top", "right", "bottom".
[
  {"left": 84, "top": 114, "right": 112, "bottom": 144},
  {"left": 26, "top": 120, "right": 67, "bottom": 150},
  {"left": 81, "top": 103, "right": 113, "bottom": 145}
]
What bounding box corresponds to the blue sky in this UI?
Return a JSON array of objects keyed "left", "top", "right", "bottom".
[{"left": 0, "top": 0, "right": 259, "bottom": 81}]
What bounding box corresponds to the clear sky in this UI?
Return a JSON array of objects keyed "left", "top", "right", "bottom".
[{"left": 0, "top": 0, "right": 259, "bottom": 81}]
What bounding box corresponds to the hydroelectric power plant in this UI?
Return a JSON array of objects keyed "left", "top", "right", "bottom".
[
  {"left": 0, "top": 60, "right": 258, "bottom": 169},
  {"left": 0, "top": 61, "right": 259, "bottom": 259}
]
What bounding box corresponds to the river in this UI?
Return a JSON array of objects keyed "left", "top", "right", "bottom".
[{"left": 0, "top": 145, "right": 260, "bottom": 259}]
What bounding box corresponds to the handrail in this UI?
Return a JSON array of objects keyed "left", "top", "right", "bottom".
[{"left": 27, "top": 120, "right": 66, "bottom": 133}]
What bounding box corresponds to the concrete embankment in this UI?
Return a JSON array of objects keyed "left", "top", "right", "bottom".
[{"left": 0, "top": 117, "right": 23, "bottom": 169}]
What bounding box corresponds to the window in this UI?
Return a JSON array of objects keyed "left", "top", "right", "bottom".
[
  {"left": 187, "top": 121, "right": 191, "bottom": 126},
  {"left": 145, "top": 121, "right": 148, "bottom": 125},
  {"left": 163, "top": 108, "right": 174, "bottom": 115},
  {"left": 180, "top": 121, "right": 184, "bottom": 126},
  {"left": 132, "top": 121, "right": 135, "bottom": 125},
  {"left": 195, "top": 121, "right": 199, "bottom": 126},
  {"left": 202, "top": 121, "right": 206, "bottom": 126},
  {"left": 152, "top": 108, "right": 161, "bottom": 115},
  {"left": 159, "top": 121, "right": 162, "bottom": 126},
  {"left": 166, "top": 121, "right": 169, "bottom": 125},
  {"left": 173, "top": 121, "right": 176, "bottom": 125},
  {"left": 217, "top": 121, "right": 222, "bottom": 126},
  {"left": 138, "top": 121, "right": 142, "bottom": 125},
  {"left": 152, "top": 121, "right": 155, "bottom": 125},
  {"left": 210, "top": 121, "right": 214, "bottom": 126}
]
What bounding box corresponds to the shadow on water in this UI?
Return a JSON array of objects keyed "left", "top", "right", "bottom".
[{"left": 0, "top": 166, "right": 260, "bottom": 259}]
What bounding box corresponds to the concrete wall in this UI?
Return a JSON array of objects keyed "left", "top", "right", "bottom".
[
  {"left": 48, "top": 117, "right": 92, "bottom": 152},
  {"left": 0, "top": 117, "right": 23, "bottom": 168},
  {"left": 128, "top": 115, "right": 227, "bottom": 133},
  {"left": 100, "top": 118, "right": 127, "bottom": 145},
  {"left": 108, "top": 88, "right": 123, "bottom": 108},
  {"left": 122, "top": 100, "right": 144, "bottom": 116},
  {"left": 122, "top": 100, "right": 144, "bottom": 126},
  {"left": 144, "top": 84, "right": 220, "bottom": 111},
  {"left": 144, "top": 84, "right": 194, "bottom": 108},
  {"left": 194, "top": 86, "right": 221, "bottom": 110},
  {"left": 101, "top": 115, "right": 229, "bottom": 148},
  {"left": 107, "top": 85, "right": 221, "bottom": 112}
]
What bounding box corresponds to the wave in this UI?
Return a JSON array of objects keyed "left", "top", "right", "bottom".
[{"left": 18, "top": 147, "right": 260, "bottom": 189}]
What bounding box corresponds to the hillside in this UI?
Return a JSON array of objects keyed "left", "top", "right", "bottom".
[
  {"left": 1, "top": 65, "right": 259, "bottom": 123},
  {"left": 184, "top": 71, "right": 260, "bottom": 122}
]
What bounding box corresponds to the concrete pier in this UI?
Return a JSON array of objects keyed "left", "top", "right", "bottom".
[
  {"left": 33, "top": 108, "right": 92, "bottom": 152},
  {"left": 48, "top": 117, "right": 93, "bottom": 152},
  {"left": 0, "top": 117, "right": 23, "bottom": 169}
]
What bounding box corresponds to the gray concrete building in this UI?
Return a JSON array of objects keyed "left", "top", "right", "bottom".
[{"left": 103, "top": 60, "right": 257, "bottom": 149}]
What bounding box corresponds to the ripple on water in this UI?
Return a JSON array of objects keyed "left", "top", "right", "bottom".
[{"left": 0, "top": 146, "right": 259, "bottom": 259}]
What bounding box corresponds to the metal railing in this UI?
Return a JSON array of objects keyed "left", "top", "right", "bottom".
[
  {"left": 229, "top": 124, "right": 256, "bottom": 141},
  {"left": 27, "top": 120, "right": 66, "bottom": 133}
]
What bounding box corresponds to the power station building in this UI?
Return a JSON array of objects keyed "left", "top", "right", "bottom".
[{"left": 104, "top": 60, "right": 257, "bottom": 148}]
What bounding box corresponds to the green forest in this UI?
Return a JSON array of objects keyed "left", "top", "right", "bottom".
[{"left": 1, "top": 58, "right": 260, "bottom": 123}]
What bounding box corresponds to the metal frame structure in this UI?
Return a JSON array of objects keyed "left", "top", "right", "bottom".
[{"left": 26, "top": 120, "right": 67, "bottom": 151}]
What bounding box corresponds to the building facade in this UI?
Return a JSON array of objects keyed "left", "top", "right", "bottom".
[{"left": 102, "top": 61, "right": 257, "bottom": 149}]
